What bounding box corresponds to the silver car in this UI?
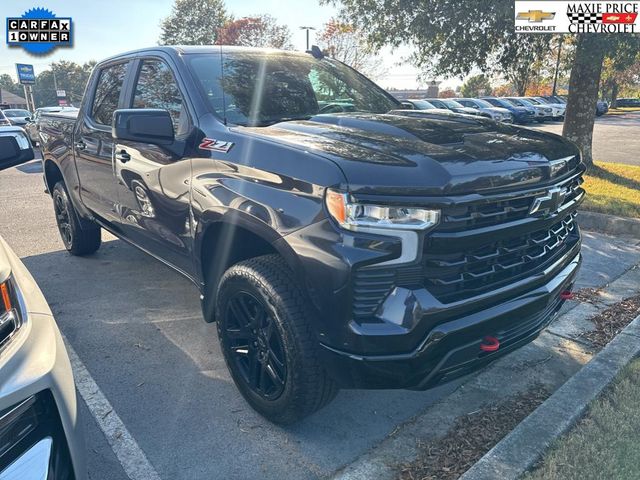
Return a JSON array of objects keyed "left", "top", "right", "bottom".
[
  {"left": 0, "top": 127, "right": 86, "bottom": 479},
  {"left": 453, "top": 98, "right": 514, "bottom": 123},
  {"left": 2, "top": 109, "right": 32, "bottom": 127}
]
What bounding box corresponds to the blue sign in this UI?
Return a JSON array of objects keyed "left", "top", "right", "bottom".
[
  {"left": 15, "top": 63, "right": 35, "bottom": 85},
  {"left": 6, "top": 8, "right": 73, "bottom": 55}
]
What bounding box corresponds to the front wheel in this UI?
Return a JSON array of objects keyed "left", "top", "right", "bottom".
[
  {"left": 215, "top": 254, "right": 338, "bottom": 424},
  {"left": 52, "top": 182, "right": 101, "bottom": 256}
]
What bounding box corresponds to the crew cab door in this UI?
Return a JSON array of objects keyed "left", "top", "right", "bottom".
[
  {"left": 112, "top": 57, "right": 195, "bottom": 276},
  {"left": 74, "top": 60, "right": 131, "bottom": 222}
]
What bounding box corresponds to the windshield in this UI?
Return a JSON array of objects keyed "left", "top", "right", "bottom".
[
  {"left": 4, "top": 109, "right": 30, "bottom": 117},
  {"left": 188, "top": 52, "right": 399, "bottom": 126},
  {"left": 525, "top": 97, "right": 542, "bottom": 105},
  {"left": 487, "top": 98, "right": 511, "bottom": 108},
  {"left": 508, "top": 98, "right": 532, "bottom": 107},
  {"left": 409, "top": 100, "right": 435, "bottom": 110},
  {"left": 443, "top": 99, "right": 464, "bottom": 108},
  {"left": 473, "top": 99, "right": 494, "bottom": 108}
]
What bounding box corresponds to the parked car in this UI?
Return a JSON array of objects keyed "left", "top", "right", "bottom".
[
  {"left": 24, "top": 107, "right": 79, "bottom": 144},
  {"left": 541, "top": 95, "right": 608, "bottom": 116},
  {"left": 424, "top": 98, "right": 482, "bottom": 116},
  {"left": 39, "top": 46, "right": 584, "bottom": 424},
  {"left": 2, "top": 108, "right": 32, "bottom": 127},
  {"left": 401, "top": 99, "right": 455, "bottom": 115},
  {"left": 595, "top": 100, "right": 609, "bottom": 116},
  {"left": 480, "top": 97, "right": 535, "bottom": 124},
  {"left": 0, "top": 126, "right": 86, "bottom": 479},
  {"left": 453, "top": 98, "right": 513, "bottom": 123},
  {"left": 523, "top": 97, "right": 565, "bottom": 121},
  {"left": 615, "top": 98, "right": 640, "bottom": 108},
  {"left": 0, "top": 109, "right": 10, "bottom": 127},
  {"left": 504, "top": 97, "right": 552, "bottom": 122}
]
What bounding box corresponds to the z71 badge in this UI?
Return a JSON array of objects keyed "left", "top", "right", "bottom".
[{"left": 199, "top": 138, "right": 234, "bottom": 153}]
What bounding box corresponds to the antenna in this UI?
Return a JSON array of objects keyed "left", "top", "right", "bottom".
[{"left": 219, "top": 44, "right": 228, "bottom": 126}]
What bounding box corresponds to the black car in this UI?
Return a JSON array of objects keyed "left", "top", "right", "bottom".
[{"left": 39, "top": 46, "right": 585, "bottom": 424}]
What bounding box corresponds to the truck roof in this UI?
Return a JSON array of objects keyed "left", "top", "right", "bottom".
[{"left": 99, "top": 45, "right": 311, "bottom": 64}]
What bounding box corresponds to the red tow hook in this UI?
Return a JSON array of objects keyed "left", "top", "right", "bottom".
[
  {"left": 480, "top": 336, "right": 500, "bottom": 352},
  {"left": 560, "top": 290, "right": 574, "bottom": 300}
]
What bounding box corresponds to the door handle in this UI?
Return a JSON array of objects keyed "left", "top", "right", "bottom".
[
  {"left": 74, "top": 141, "right": 86, "bottom": 151},
  {"left": 116, "top": 150, "right": 131, "bottom": 163}
]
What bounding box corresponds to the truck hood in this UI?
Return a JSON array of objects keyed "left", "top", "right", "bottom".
[{"left": 239, "top": 111, "right": 581, "bottom": 196}]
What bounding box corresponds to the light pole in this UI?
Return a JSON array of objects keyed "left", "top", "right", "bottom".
[
  {"left": 552, "top": 36, "right": 564, "bottom": 97},
  {"left": 300, "top": 26, "right": 315, "bottom": 51}
]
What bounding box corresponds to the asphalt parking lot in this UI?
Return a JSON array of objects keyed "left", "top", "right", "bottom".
[
  {"left": 1, "top": 117, "right": 640, "bottom": 479},
  {"left": 530, "top": 111, "right": 640, "bottom": 166}
]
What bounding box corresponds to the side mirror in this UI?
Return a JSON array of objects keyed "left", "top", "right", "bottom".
[
  {"left": 112, "top": 109, "right": 175, "bottom": 145},
  {"left": 25, "top": 117, "right": 32, "bottom": 122},
  {"left": 0, "top": 129, "right": 35, "bottom": 171}
]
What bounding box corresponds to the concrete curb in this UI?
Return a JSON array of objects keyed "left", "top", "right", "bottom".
[
  {"left": 459, "top": 313, "right": 640, "bottom": 480},
  {"left": 579, "top": 210, "right": 640, "bottom": 237}
]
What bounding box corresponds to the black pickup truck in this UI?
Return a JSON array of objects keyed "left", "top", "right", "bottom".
[{"left": 39, "top": 46, "right": 585, "bottom": 424}]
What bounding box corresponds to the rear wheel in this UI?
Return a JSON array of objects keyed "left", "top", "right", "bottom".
[
  {"left": 52, "top": 182, "right": 101, "bottom": 256},
  {"left": 215, "top": 254, "right": 338, "bottom": 424}
]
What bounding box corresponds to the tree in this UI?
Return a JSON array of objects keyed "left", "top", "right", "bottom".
[
  {"left": 600, "top": 50, "right": 640, "bottom": 107},
  {"left": 0, "top": 74, "right": 22, "bottom": 97},
  {"left": 31, "top": 61, "right": 95, "bottom": 108},
  {"left": 316, "top": 19, "right": 386, "bottom": 79},
  {"left": 160, "top": 0, "right": 228, "bottom": 45},
  {"left": 460, "top": 74, "right": 492, "bottom": 97},
  {"left": 438, "top": 88, "right": 456, "bottom": 98},
  {"left": 497, "top": 35, "right": 554, "bottom": 96},
  {"left": 326, "top": 0, "right": 640, "bottom": 167},
  {"left": 216, "top": 15, "right": 292, "bottom": 49}
]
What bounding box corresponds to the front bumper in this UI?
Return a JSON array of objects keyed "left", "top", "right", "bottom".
[
  {"left": 319, "top": 252, "right": 579, "bottom": 389},
  {"left": 0, "top": 239, "right": 84, "bottom": 479}
]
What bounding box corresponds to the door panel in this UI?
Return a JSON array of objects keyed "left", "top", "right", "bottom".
[
  {"left": 74, "top": 61, "right": 129, "bottom": 222},
  {"left": 114, "top": 58, "right": 194, "bottom": 275}
]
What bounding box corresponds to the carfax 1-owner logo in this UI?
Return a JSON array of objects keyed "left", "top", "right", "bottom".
[{"left": 6, "top": 7, "right": 73, "bottom": 55}]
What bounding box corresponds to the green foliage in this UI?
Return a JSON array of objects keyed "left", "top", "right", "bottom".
[
  {"left": 160, "top": 0, "right": 229, "bottom": 45},
  {"left": 460, "top": 74, "right": 492, "bottom": 98},
  {"left": 33, "top": 61, "right": 95, "bottom": 108}
]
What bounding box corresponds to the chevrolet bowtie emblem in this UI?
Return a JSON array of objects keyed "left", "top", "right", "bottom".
[{"left": 517, "top": 10, "right": 556, "bottom": 22}]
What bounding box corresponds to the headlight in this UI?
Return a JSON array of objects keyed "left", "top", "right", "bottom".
[
  {"left": 0, "top": 276, "right": 23, "bottom": 350},
  {"left": 325, "top": 189, "right": 440, "bottom": 231}
]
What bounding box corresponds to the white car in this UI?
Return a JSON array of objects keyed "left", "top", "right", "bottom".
[
  {"left": 525, "top": 97, "right": 565, "bottom": 120},
  {"left": 0, "top": 127, "right": 86, "bottom": 479}
]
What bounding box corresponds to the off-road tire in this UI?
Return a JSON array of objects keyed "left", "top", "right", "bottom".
[
  {"left": 215, "top": 254, "right": 338, "bottom": 424},
  {"left": 52, "top": 181, "right": 101, "bottom": 256}
]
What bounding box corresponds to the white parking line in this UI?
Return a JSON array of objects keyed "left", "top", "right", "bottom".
[{"left": 64, "top": 338, "right": 162, "bottom": 480}]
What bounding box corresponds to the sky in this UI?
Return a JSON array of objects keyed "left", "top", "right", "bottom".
[{"left": 0, "top": 0, "right": 461, "bottom": 90}]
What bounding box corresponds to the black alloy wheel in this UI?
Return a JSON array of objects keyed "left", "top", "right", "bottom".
[
  {"left": 223, "top": 291, "right": 287, "bottom": 400},
  {"left": 53, "top": 188, "right": 73, "bottom": 249}
]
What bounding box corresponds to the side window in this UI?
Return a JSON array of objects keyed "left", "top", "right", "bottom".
[
  {"left": 91, "top": 62, "right": 128, "bottom": 126},
  {"left": 132, "top": 59, "right": 189, "bottom": 136}
]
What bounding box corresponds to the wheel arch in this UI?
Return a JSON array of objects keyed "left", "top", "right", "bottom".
[{"left": 196, "top": 210, "right": 303, "bottom": 322}]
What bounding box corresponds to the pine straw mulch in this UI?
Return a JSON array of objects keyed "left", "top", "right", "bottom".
[
  {"left": 396, "top": 289, "right": 640, "bottom": 480},
  {"left": 398, "top": 386, "right": 549, "bottom": 480},
  {"left": 581, "top": 294, "right": 640, "bottom": 348}
]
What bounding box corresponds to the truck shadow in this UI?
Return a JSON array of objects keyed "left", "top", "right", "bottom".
[{"left": 18, "top": 237, "right": 598, "bottom": 479}]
